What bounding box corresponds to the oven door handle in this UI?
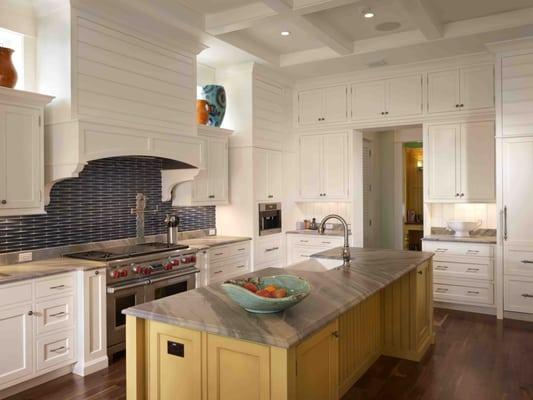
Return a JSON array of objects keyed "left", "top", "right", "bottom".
[
  {"left": 107, "top": 280, "right": 148, "bottom": 294},
  {"left": 148, "top": 269, "right": 200, "bottom": 285}
]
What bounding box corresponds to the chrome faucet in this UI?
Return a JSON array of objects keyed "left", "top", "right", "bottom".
[{"left": 318, "top": 214, "right": 351, "bottom": 270}]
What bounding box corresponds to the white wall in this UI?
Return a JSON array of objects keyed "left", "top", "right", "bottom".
[
  {"left": 197, "top": 63, "right": 216, "bottom": 87},
  {"left": 427, "top": 203, "right": 497, "bottom": 229}
]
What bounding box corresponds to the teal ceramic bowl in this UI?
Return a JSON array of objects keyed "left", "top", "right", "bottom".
[{"left": 221, "top": 275, "right": 311, "bottom": 314}]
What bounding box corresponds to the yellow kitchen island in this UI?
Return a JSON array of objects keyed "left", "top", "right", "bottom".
[{"left": 124, "top": 247, "right": 434, "bottom": 400}]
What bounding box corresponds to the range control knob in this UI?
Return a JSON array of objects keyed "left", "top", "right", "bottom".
[
  {"left": 164, "top": 263, "right": 173, "bottom": 271},
  {"left": 190, "top": 255, "right": 197, "bottom": 263},
  {"left": 120, "top": 270, "right": 128, "bottom": 277},
  {"left": 110, "top": 270, "right": 120, "bottom": 279},
  {"left": 171, "top": 259, "right": 180, "bottom": 266}
]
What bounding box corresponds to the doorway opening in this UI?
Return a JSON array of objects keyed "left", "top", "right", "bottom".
[{"left": 403, "top": 142, "right": 423, "bottom": 250}]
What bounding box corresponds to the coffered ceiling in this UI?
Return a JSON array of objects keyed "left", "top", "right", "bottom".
[{"left": 183, "top": 0, "right": 533, "bottom": 77}]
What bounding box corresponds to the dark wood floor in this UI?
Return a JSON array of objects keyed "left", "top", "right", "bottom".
[{"left": 8, "top": 309, "right": 533, "bottom": 400}]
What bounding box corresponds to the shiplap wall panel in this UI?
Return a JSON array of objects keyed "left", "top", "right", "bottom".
[
  {"left": 501, "top": 53, "right": 533, "bottom": 137},
  {"left": 253, "top": 78, "right": 286, "bottom": 150},
  {"left": 75, "top": 16, "right": 196, "bottom": 136}
]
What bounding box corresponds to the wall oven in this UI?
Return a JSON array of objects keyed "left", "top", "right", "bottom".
[{"left": 258, "top": 202, "right": 282, "bottom": 236}]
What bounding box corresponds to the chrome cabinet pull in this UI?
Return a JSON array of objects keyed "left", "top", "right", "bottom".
[
  {"left": 49, "top": 311, "right": 67, "bottom": 318},
  {"left": 435, "top": 266, "right": 448, "bottom": 270},
  {"left": 435, "top": 248, "right": 448, "bottom": 253},
  {"left": 466, "top": 268, "right": 480, "bottom": 272},
  {"left": 50, "top": 285, "right": 66, "bottom": 290},
  {"left": 436, "top": 288, "right": 448, "bottom": 293},
  {"left": 213, "top": 270, "right": 223, "bottom": 275},
  {"left": 321, "top": 241, "right": 331, "bottom": 244},
  {"left": 50, "top": 346, "right": 67, "bottom": 353},
  {"left": 522, "top": 294, "right": 533, "bottom": 298},
  {"left": 503, "top": 206, "right": 508, "bottom": 241},
  {"left": 467, "top": 291, "right": 480, "bottom": 295},
  {"left": 265, "top": 247, "right": 279, "bottom": 252},
  {"left": 237, "top": 248, "right": 246, "bottom": 251},
  {"left": 466, "top": 250, "right": 479, "bottom": 254},
  {"left": 214, "top": 252, "right": 224, "bottom": 256},
  {"left": 236, "top": 265, "right": 246, "bottom": 269},
  {"left": 521, "top": 260, "right": 533, "bottom": 264}
]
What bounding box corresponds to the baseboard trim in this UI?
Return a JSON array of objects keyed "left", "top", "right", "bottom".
[
  {"left": 0, "top": 365, "right": 73, "bottom": 400},
  {"left": 73, "top": 356, "right": 109, "bottom": 377},
  {"left": 434, "top": 302, "right": 497, "bottom": 316},
  {"left": 504, "top": 311, "right": 533, "bottom": 322}
]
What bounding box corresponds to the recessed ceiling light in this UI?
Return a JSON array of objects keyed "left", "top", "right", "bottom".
[
  {"left": 281, "top": 31, "right": 291, "bottom": 36},
  {"left": 363, "top": 9, "right": 375, "bottom": 18}
]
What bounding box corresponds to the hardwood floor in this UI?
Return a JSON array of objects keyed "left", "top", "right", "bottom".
[{"left": 7, "top": 309, "right": 533, "bottom": 400}]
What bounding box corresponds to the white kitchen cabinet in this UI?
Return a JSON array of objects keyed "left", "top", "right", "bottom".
[
  {"left": 286, "top": 234, "right": 345, "bottom": 265},
  {"left": 254, "top": 148, "right": 282, "bottom": 202},
  {"left": 0, "top": 303, "right": 34, "bottom": 387},
  {"left": 0, "top": 88, "right": 52, "bottom": 216},
  {"left": 254, "top": 234, "right": 283, "bottom": 269},
  {"left": 425, "top": 120, "right": 495, "bottom": 202},
  {"left": 299, "top": 132, "right": 349, "bottom": 201},
  {"left": 427, "top": 65, "right": 494, "bottom": 114},
  {"left": 205, "top": 242, "right": 252, "bottom": 284},
  {"left": 351, "top": 74, "right": 422, "bottom": 121},
  {"left": 297, "top": 85, "right": 348, "bottom": 125}
]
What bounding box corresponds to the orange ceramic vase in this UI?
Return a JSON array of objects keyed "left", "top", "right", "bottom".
[
  {"left": 0, "top": 47, "right": 17, "bottom": 88},
  {"left": 196, "top": 100, "right": 210, "bottom": 125}
]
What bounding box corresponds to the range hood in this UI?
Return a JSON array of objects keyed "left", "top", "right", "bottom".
[{"left": 36, "top": 0, "right": 207, "bottom": 203}]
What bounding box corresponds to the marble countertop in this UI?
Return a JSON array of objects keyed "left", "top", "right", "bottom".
[
  {"left": 123, "top": 247, "right": 433, "bottom": 348},
  {"left": 178, "top": 236, "right": 251, "bottom": 250},
  {"left": 0, "top": 257, "right": 106, "bottom": 284},
  {"left": 286, "top": 229, "right": 349, "bottom": 236},
  {"left": 422, "top": 235, "right": 497, "bottom": 244}
]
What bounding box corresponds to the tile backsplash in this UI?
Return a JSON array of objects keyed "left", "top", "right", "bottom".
[
  {"left": 428, "top": 203, "right": 497, "bottom": 229},
  {"left": 0, "top": 157, "right": 215, "bottom": 253}
]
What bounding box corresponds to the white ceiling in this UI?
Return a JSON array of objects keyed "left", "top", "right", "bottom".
[{"left": 181, "top": 0, "right": 533, "bottom": 78}]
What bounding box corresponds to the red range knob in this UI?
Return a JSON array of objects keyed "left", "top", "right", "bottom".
[
  {"left": 120, "top": 270, "right": 128, "bottom": 277},
  {"left": 172, "top": 259, "right": 180, "bottom": 266},
  {"left": 190, "top": 255, "right": 196, "bottom": 263},
  {"left": 111, "top": 270, "right": 120, "bottom": 279},
  {"left": 164, "top": 263, "right": 173, "bottom": 270}
]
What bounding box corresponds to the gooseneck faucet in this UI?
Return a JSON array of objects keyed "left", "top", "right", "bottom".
[{"left": 318, "top": 214, "right": 351, "bottom": 271}]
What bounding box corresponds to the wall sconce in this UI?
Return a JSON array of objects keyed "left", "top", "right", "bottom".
[{"left": 417, "top": 160, "right": 423, "bottom": 171}]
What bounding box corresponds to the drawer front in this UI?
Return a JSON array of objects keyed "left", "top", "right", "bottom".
[
  {"left": 35, "top": 273, "right": 75, "bottom": 299},
  {"left": 229, "top": 241, "right": 251, "bottom": 258},
  {"left": 289, "top": 235, "right": 344, "bottom": 248},
  {"left": 209, "top": 246, "right": 233, "bottom": 262},
  {"left": 504, "top": 245, "right": 533, "bottom": 276},
  {"left": 423, "top": 241, "right": 493, "bottom": 258},
  {"left": 255, "top": 236, "right": 283, "bottom": 265},
  {"left": 504, "top": 276, "right": 533, "bottom": 314},
  {"left": 0, "top": 281, "right": 32, "bottom": 308},
  {"left": 433, "top": 261, "right": 493, "bottom": 281},
  {"left": 209, "top": 256, "right": 251, "bottom": 283},
  {"left": 35, "top": 296, "right": 75, "bottom": 335},
  {"left": 289, "top": 245, "right": 330, "bottom": 264},
  {"left": 434, "top": 282, "right": 493, "bottom": 305},
  {"left": 36, "top": 329, "right": 75, "bottom": 371}
]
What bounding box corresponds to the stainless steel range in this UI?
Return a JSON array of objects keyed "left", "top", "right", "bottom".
[{"left": 65, "top": 242, "right": 199, "bottom": 358}]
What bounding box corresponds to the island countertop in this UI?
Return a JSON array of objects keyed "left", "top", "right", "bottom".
[{"left": 123, "top": 247, "right": 433, "bottom": 348}]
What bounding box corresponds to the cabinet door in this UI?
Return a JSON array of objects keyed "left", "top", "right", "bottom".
[
  {"left": 323, "top": 85, "right": 347, "bottom": 123},
  {"left": 207, "top": 333, "right": 270, "bottom": 400},
  {"left": 351, "top": 81, "right": 386, "bottom": 120},
  {"left": 0, "top": 304, "right": 34, "bottom": 387},
  {"left": 299, "top": 135, "right": 322, "bottom": 199},
  {"left": 387, "top": 75, "right": 423, "bottom": 117},
  {"left": 148, "top": 321, "right": 202, "bottom": 400},
  {"left": 192, "top": 138, "right": 209, "bottom": 202},
  {"left": 296, "top": 320, "right": 339, "bottom": 400},
  {"left": 415, "top": 262, "right": 431, "bottom": 345},
  {"left": 322, "top": 133, "right": 348, "bottom": 199},
  {"left": 298, "top": 89, "right": 323, "bottom": 125},
  {"left": 0, "top": 105, "right": 42, "bottom": 211},
  {"left": 460, "top": 65, "right": 494, "bottom": 111},
  {"left": 207, "top": 138, "right": 228, "bottom": 202},
  {"left": 254, "top": 148, "right": 269, "bottom": 202},
  {"left": 459, "top": 121, "right": 495, "bottom": 201},
  {"left": 267, "top": 150, "right": 282, "bottom": 201},
  {"left": 427, "top": 69, "right": 460, "bottom": 114},
  {"left": 425, "top": 124, "right": 460, "bottom": 201}
]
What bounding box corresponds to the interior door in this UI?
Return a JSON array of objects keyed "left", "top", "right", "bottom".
[
  {"left": 207, "top": 137, "right": 228, "bottom": 201},
  {"left": 267, "top": 150, "right": 282, "bottom": 201},
  {"left": 351, "top": 81, "right": 386, "bottom": 120},
  {"left": 322, "top": 133, "right": 348, "bottom": 200},
  {"left": 0, "top": 105, "right": 42, "bottom": 210},
  {"left": 323, "top": 85, "right": 347, "bottom": 123},
  {"left": 387, "top": 75, "right": 423, "bottom": 117},
  {"left": 427, "top": 69, "right": 460, "bottom": 114},
  {"left": 426, "top": 124, "right": 460, "bottom": 201},
  {"left": 460, "top": 65, "right": 494, "bottom": 111},
  {"left": 299, "top": 135, "right": 323, "bottom": 199},
  {"left": 459, "top": 121, "right": 495, "bottom": 201},
  {"left": 298, "top": 89, "right": 323, "bottom": 125}
]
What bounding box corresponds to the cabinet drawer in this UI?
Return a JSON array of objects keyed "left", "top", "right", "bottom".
[
  {"left": 433, "top": 260, "right": 493, "bottom": 280},
  {"left": 504, "top": 245, "right": 533, "bottom": 276},
  {"left": 0, "top": 281, "right": 32, "bottom": 308},
  {"left": 36, "top": 329, "right": 75, "bottom": 371},
  {"left": 35, "top": 273, "right": 75, "bottom": 299},
  {"left": 423, "top": 241, "right": 493, "bottom": 258},
  {"left": 35, "top": 296, "right": 75, "bottom": 335},
  {"left": 289, "top": 235, "right": 343, "bottom": 248},
  {"left": 229, "top": 241, "right": 251, "bottom": 258},
  {"left": 209, "top": 246, "right": 233, "bottom": 262},
  {"left": 255, "top": 236, "right": 283, "bottom": 265},
  {"left": 504, "top": 276, "right": 533, "bottom": 314},
  {"left": 209, "top": 256, "right": 251, "bottom": 283},
  {"left": 434, "top": 281, "right": 493, "bottom": 305}
]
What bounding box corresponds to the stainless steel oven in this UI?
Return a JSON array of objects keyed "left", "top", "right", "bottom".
[
  {"left": 259, "top": 202, "right": 282, "bottom": 236},
  {"left": 145, "top": 270, "right": 196, "bottom": 302}
]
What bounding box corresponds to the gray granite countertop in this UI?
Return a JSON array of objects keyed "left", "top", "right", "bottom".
[
  {"left": 0, "top": 258, "right": 106, "bottom": 284},
  {"left": 123, "top": 247, "right": 432, "bottom": 348},
  {"left": 422, "top": 235, "right": 497, "bottom": 244},
  {"left": 178, "top": 236, "right": 251, "bottom": 250},
  {"left": 286, "top": 229, "right": 350, "bottom": 236}
]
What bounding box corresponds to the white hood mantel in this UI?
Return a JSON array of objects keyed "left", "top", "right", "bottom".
[{"left": 37, "top": 0, "right": 208, "bottom": 203}]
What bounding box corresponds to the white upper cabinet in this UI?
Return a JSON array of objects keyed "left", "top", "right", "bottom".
[
  {"left": 425, "top": 120, "right": 495, "bottom": 202},
  {"left": 254, "top": 148, "right": 282, "bottom": 202},
  {"left": 299, "top": 132, "right": 349, "bottom": 201},
  {"left": 0, "top": 89, "right": 53, "bottom": 217},
  {"left": 351, "top": 74, "right": 423, "bottom": 121},
  {"left": 298, "top": 85, "right": 347, "bottom": 125},
  {"left": 427, "top": 65, "right": 494, "bottom": 114}
]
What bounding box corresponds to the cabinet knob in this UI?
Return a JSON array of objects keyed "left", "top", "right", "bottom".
[
  {"left": 208, "top": 195, "right": 215, "bottom": 199},
  {"left": 460, "top": 193, "right": 464, "bottom": 197},
  {"left": 28, "top": 311, "right": 33, "bottom": 316},
  {"left": 455, "top": 193, "right": 459, "bottom": 197},
  {"left": 460, "top": 104, "right": 464, "bottom": 107},
  {"left": 95, "top": 270, "right": 99, "bottom": 275},
  {"left": 455, "top": 104, "right": 460, "bottom": 108},
  {"left": 268, "top": 195, "right": 273, "bottom": 198},
  {"left": 418, "top": 270, "right": 423, "bottom": 275},
  {"left": 1, "top": 200, "right": 6, "bottom": 205}
]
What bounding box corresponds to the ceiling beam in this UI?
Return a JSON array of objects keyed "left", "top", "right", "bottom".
[
  {"left": 205, "top": 2, "right": 277, "bottom": 35},
  {"left": 292, "top": 0, "right": 364, "bottom": 15},
  {"left": 217, "top": 32, "right": 281, "bottom": 65},
  {"left": 395, "top": 0, "right": 443, "bottom": 40}
]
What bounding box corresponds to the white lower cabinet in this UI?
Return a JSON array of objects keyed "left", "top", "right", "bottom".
[
  {"left": 254, "top": 234, "right": 283, "bottom": 269},
  {"left": 203, "top": 241, "right": 252, "bottom": 285},
  {"left": 422, "top": 240, "right": 495, "bottom": 307},
  {"left": 286, "top": 234, "right": 345, "bottom": 266},
  {"left": 36, "top": 329, "right": 75, "bottom": 372},
  {"left": 504, "top": 276, "right": 533, "bottom": 314}
]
